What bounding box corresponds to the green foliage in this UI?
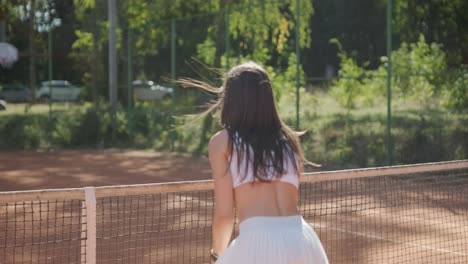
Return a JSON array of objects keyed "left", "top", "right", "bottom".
[
  {"left": 229, "top": 0, "right": 312, "bottom": 57},
  {"left": 330, "top": 35, "right": 461, "bottom": 110},
  {"left": 191, "top": 0, "right": 313, "bottom": 75},
  {"left": 268, "top": 52, "right": 305, "bottom": 102},
  {"left": 329, "top": 38, "right": 380, "bottom": 110},
  {"left": 442, "top": 67, "right": 468, "bottom": 112},
  {"left": 277, "top": 91, "right": 468, "bottom": 169},
  {"left": 330, "top": 52, "right": 369, "bottom": 109},
  {"left": 124, "top": 0, "right": 218, "bottom": 56},
  {"left": 69, "top": 30, "right": 95, "bottom": 83},
  {"left": 0, "top": 114, "right": 48, "bottom": 149},
  {"left": 3, "top": 0, "right": 468, "bottom": 170},
  {"left": 393, "top": 0, "right": 468, "bottom": 65},
  {"left": 0, "top": 101, "right": 178, "bottom": 149},
  {"left": 197, "top": 38, "right": 216, "bottom": 66},
  {"left": 0, "top": 0, "right": 15, "bottom": 20},
  {"left": 388, "top": 35, "right": 447, "bottom": 106}
]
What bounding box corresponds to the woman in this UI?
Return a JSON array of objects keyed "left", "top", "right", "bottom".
[{"left": 182, "top": 62, "right": 328, "bottom": 263}]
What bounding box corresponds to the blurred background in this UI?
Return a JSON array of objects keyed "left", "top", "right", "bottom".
[{"left": 0, "top": 0, "right": 467, "bottom": 170}]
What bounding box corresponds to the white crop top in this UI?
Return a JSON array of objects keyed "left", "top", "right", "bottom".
[{"left": 229, "top": 136, "right": 300, "bottom": 189}]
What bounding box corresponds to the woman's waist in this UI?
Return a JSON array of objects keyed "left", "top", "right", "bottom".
[
  {"left": 238, "top": 206, "right": 300, "bottom": 222},
  {"left": 239, "top": 214, "right": 304, "bottom": 233}
]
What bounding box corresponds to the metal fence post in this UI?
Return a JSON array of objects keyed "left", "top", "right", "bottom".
[
  {"left": 127, "top": 28, "right": 133, "bottom": 137},
  {"left": 48, "top": 27, "right": 53, "bottom": 149},
  {"left": 170, "top": 19, "right": 176, "bottom": 151},
  {"left": 295, "top": 0, "right": 301, "bottom": 130},
  {"left": 386, "top": 0, "right": 393, "bottom": 165},
  {"left": 108, "top": 0, "right": 118, "bottom": 143},
  {"left": 225, "top": 5, "right": 230, "bottom": 70},
  {"left": 171, "top": 19, "right": 176, "bottom": 83}
]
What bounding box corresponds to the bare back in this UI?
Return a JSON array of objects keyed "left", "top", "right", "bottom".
[
  {"left": 208, "top": 129, "right": 300, "bottom": 224},
  {"left": 234, "top": 181, "right": 300, "bottom": 222}
]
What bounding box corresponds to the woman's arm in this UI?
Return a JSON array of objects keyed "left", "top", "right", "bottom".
[{"left": 208, "top": 130, "right": 235, "bottom": 260}]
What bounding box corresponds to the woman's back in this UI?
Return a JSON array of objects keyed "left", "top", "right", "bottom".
[
  {"left": 210, "top": 129, "right": 328, "bottom": 263},
  {"left": 234, "top": 181, "right": 299, "bottom": 222},
  {"left": 225, "top": 130, "right": 301, "bottom": 222}
]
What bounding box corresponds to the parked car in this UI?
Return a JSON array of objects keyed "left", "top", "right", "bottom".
[
  {"left": 36, "top": 80, "right": 82, "bottom": 102},
  {"left": 133, "top": 80, "right": 173, "bottom": 101},
  {"left": 0, "top": 83, "right": 33, "bottom": 102}
]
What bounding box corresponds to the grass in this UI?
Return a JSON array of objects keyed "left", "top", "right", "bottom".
[
  {"left": 0, "top": 102, "right": 89, "bottom": 116},
  {"left": 278, "top": 88, "right": 463, "bottom": 122},
  {"left": 276, "top": 89, "right": 468, "bottom": 169}
]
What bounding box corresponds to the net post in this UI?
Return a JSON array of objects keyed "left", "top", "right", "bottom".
[
  {"left": 81, "top": 200, "right": 86, "bottom": 264},
  {"left": 83, "top": 187, "right": 97, "bottom": 264}
]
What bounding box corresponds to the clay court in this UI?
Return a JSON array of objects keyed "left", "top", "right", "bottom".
[
  {"left": 0, "top": 149, "right": 212, "bottom": 192},
  {"left": 1, "top": 150, "right": 467, "bottom": 263}
]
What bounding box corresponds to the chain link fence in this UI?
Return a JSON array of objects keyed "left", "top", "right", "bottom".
[{"left": 0, "top": 0, "right": 467, "bottom": 169}]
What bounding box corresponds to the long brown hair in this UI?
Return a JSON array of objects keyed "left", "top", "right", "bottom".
[{"left": 179, "top": 61, "right": 307, "bottom": 181}]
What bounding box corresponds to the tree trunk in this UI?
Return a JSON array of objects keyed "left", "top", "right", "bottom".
[{"left": 0, "top": 20, "right": 6, "bottom": 42}]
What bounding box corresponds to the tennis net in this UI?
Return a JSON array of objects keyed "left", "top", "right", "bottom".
[{"left": 1, "top": 160, "right": 467, "bottom": 264}]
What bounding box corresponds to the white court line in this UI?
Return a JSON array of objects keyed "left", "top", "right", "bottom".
[
  {"left": 397, "top": 215, "right": 468, "bottom": 231},
  {"left": 359, "top": 208, "right": 468, "bottom": 231},
  {"left": 310, "top": 222, "right": 468, "bottom": 257}
]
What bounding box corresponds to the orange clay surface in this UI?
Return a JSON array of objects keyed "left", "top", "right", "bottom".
[
  {"left": 0, "top": 149, "right": 212, "bottom": 191},
  {"left": 1, "top": 150, "right": 467, "bottom": 264}
]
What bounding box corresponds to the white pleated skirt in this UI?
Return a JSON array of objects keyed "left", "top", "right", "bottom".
[{"left": 216, "top": 215, "right": 329, "bottom": 264}]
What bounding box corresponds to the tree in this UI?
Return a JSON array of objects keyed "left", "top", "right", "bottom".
[
  {"left": 0, "top": 0, "right": 15, "bottom": 41},
  {"left": 0, "top": 0, "right": 64, "bottom": 98},
  {"left": 393, "top": 0, "right": 468, "bottom": 66}
]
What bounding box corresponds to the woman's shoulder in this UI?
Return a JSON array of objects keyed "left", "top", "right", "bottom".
[{"left": 208, "top": 129, "right": 229, "bottom": 156}]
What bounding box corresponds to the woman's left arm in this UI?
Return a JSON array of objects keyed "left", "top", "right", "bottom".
[{"left": 209, "top": 130, "right": 235, "bottom": 259}]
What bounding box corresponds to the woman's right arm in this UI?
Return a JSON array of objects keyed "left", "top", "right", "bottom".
[{"left": 209, "top": 130, "right": 235, "bottom": 261}]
